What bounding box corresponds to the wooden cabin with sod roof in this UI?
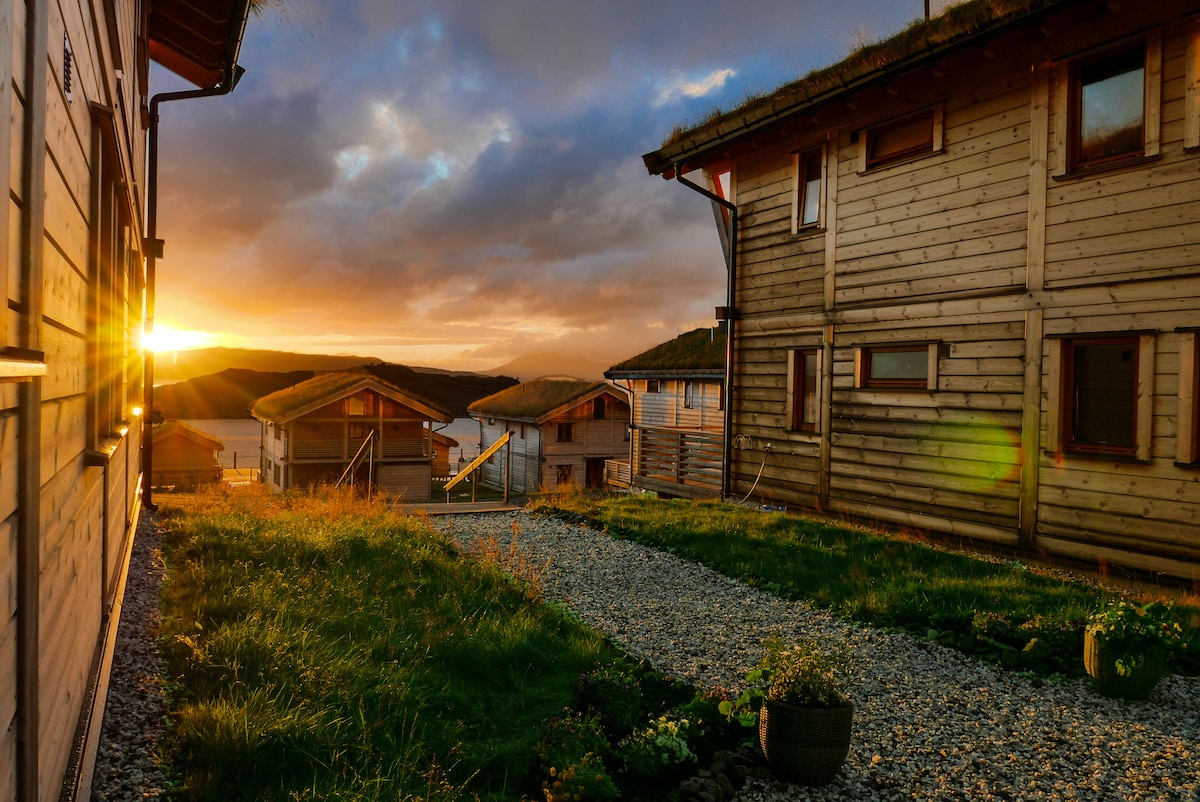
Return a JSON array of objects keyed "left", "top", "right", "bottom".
[
  {"left": 150, "top": 421, "right": 224, "bottom": 489},
  {"left": 252, "top": 371, "right": 452, "bottom": 500},
  {"left": 643, "top": 0, "right": 1200, "bottom": 581},
  {"left": 605, "top": 327, "right": 727, "bottom": 498},
  {"left": 1, "top": 1, "right": 253, "bottom": 799},
  {"left": 468, "top": 379, "right": 631, "bottom": 493}
]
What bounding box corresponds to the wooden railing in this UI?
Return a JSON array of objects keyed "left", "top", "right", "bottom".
[
  {"left": 292, "top": 438, "right": 430, "bottom": 460},
  {"left": 637, "top": 428, "right": 723, "bottom": 491},
  {"left": 604, "top": 460, "right": 632, "bottom": 489}
]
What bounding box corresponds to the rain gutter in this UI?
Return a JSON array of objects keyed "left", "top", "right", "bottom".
[
  {"left": 143, "top": 55, "right": 247, "bottom": 512},
  {"left": 673, "top": 165, "right": 738, "bottom": 501}
]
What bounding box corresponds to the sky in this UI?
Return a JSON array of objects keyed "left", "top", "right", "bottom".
[{"left": 149, "top": 0, "right": 957, "bottom": 373}]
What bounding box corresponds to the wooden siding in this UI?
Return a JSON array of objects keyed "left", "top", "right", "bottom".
[{"left": 711, "top": 0, "right": 1200, "bottom": 580}]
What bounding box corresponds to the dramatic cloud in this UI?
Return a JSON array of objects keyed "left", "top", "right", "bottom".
[{"left": 152, "top": 0, "right": 925, "bottom": 371}]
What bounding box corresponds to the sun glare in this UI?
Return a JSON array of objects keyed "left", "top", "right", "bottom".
[{"left": 141, "top": 325, "right": 216, "bottom": 353}]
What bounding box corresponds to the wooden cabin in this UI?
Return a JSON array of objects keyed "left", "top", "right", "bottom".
[
  {"left": 468, "top": 379, "right": 631, "bottom": 493},
  {"left": 252, "top": 371, "right": 453, "bottom": 500},
  {"left": 643, "top": 0, "right": 1200, "bottom": 581},
  {"left": 431, "top": 430, "right": 460, "bottom": 479},
  {"left": 604, "top": 327, "right": 726, "bottom": 498},
  {"left": 150, "top": 421, "right": 225, "bottom": 488},
  {"left": 1, "top": 2, "right": 252, "bottom": 799}
]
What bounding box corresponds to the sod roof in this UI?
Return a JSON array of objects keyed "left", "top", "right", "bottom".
[
  {"left": 152, "top": 420, "right": 225, "bottom": 452},
  {"left": 644, "top": 0, "right": 1055, "bottom": 176},
  {"left": 251, "top": 370, "right": 451, "bottom": 425},
  {"left": 605, "top": 327, "right": 726, "bottom": 378},
  {"left": 468, "top": 378, "right": 618, "bottom": 422}
]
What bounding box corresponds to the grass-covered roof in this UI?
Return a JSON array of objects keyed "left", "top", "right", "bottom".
[
  {"left": 468, "top": 378, "right": 610, "bottom": 422},
  {"left": 251, "top": 370, "right": 450, "bottom": 424},
  {"left": 605, "top": 327, "right": 726, "bottom": 377},
  {"left": 645, "top": 0, "right": 1055, "bottom": 175}
]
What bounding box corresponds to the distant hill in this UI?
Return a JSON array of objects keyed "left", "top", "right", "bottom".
[
  {"left": 153, "top": 347, "right": 381, "bottom": 384},
  {"left": 153, "top": 365, "right": 519, "bottom": 420},
  {"left": 486, "top": 352, "right": 608, "bottom": 381}
]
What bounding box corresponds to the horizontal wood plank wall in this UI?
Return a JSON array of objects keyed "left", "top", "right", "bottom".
[
  {"left": 1, "top": 0, "right": 17, "bottom": 788},
  {"left": 725, "top": 5, "right": 1200, "bottom": 578}
]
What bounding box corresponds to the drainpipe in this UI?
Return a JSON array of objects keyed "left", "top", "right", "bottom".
[
  {"left": 673, "top": 164, "right": 738, "bottom": 501},
  {"left": 143, "top": 63, "right": 246, "bottom": 511}
]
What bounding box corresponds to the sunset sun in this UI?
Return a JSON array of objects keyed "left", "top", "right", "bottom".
[{"left": 141, "top": 325, "right": 216, "bottom": 354}]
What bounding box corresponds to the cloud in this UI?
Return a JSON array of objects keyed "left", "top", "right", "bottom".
[{"left": 653, "top": 68, "right": 738, "bottom": 107}]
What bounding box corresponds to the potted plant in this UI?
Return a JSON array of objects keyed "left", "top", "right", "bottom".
[
  {"left": 1084, "top": 599, "right": 1184, "bottom": 701},
  {"left": 744, "top": 635, "right": 853, "bottom": 785}
]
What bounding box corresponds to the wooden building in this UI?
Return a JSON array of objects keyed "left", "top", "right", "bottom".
[
  {"left": 469, "top": 379, "right": 631, "bottom": 493},
  {"left": 252, "top": 371, "right": 453, "bottom": 500},
  {"left": 431, "top": 430, "right": 460, "bottom": 479},
  {"left": 150, "top": 421, "right": 224, "bottom": 488},
  {"left": 1, "top": 1, "right": 253, "bottom": 799},
  {"left": 643, "top": 0, "right": 1200, "bottom": 581},
  {"left": 604, "top": 327, "right": 726, "bottom": 498}
]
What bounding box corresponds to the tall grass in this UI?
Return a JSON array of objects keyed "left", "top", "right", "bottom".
[{"left": 158, "top": 486, "right": 623, "bottom": 801}]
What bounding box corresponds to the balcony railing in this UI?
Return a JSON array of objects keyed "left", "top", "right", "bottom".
[
  {"left": 292, "top": 437, "right": 431, "bottom": 460},
  {"left": 637, "top": 428, "right": 723, "bottom": 491}
]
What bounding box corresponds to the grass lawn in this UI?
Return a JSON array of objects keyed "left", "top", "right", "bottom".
[{"left": 157, "top": 486, "right": 627, "bottom": 801}]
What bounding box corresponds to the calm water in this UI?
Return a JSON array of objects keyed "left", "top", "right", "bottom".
[{"left": 182, "top": 417, "right": 482, "bottom": 470}]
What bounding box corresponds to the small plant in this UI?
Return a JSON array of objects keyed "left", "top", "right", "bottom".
[
  {"left": 536, "top": 708, "right": 619, "bottom": 802},
  {"left": 616, "top": 714, "right": 698, "bottom": 778},
  {"left": 1087, "top": 600, "right": 1185, "bottom": 677},
  {"left": 576, "top": 660, "right": 645, "bottom": 739},
  {"left": 756, "top": 635, "right": 850, "bottom": 708}
]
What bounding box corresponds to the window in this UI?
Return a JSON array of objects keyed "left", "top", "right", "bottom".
[
  {"left": 857, "top": 345, "right": 936, "bottom": 390},
  {"left": 1073, "top": 45, "right": 1144, "bottom": 169},
  {"left": 593, "top": 396, "right": 606, "bottom": 419},
  {"left": 646, "top": 379, "right": 661, "bottom": 394},
  {"left": 788, "top": 349, "right": 820, "bottom": 431},
  {"left": 557, "top": 422, "right": 574, "bottom": 442},
  {"left": 1055, "top": 33, "right": 1161, "bottom": 175},
  {"left": 556, "top": 465, "right": 573, "bottom": 484},
  {"left": 794, "top": 147, "right": 824, "bottom": 231},
  {"left": 347, "top": 396, "right": 364, "bottom": 416},
  {"left": 862, "top": 106, "right": 942, "bottom": 170},
  {"left": 683, "top": 382, "right": 696, "bottom": 409},
  {"left": 1062, "top": 337, "right": 1140, "bottom": 454}
]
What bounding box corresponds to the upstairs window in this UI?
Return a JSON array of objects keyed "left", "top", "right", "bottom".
[
  {"left": 1073, "top": 45, "right": 1145, "bottom": 169},
  {"left": 593, "top": 396, "right": 606, "bottom": 419},
  {"left": 646, "top": 379, "right": 661, "bottom": 394},
  {"left": 557, "top": 422, "right": 574, "bottom": 442},
  {"left": 862, "top": 106, "right": 942, "bottom": 170},
  {"left": 794, "top": 147, "right": 824, "bottom": 231}
]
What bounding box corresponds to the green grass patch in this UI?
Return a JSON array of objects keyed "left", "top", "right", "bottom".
[
  {"left": 530, "top": 491, "right": 1200, "bottom": 678},
  {"left": 158, "top": 486, "right": 625, "bottom": 801}
]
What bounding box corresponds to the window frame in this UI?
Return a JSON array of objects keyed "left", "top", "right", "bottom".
[
  {"left": 646, "top": 379, "right": 661, "bottom": 394},
  {"left": 557, "top": 422, "right": 574, "bottom": 442},
  {"left": 792, "top": 146, "right": 825, "bottom": 233},
  {"left": 1054, "top": 31, "right": 1161, "bottom": 176},
  {"left": 855, "top": 344, "right": 938, "bottom": 391},
  {"left": 1048, "top": 334, "right": 1155, "bottom": 461},
  {"left": 593, "top": 396, "right": 606, "bottom": 419},
  {"left": 860, "top": 105, "right": 943, "bottom": 172},
  {"left": 787, "top": 348, "right": 821, "bottom": 432},
  {"left": 555, "top": 464, "right": 573, "bottom": 485}
]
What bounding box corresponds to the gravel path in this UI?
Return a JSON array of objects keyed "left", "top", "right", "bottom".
[
  {"left": 92, "top": 508, "right": 1200, "bottom": 801},
  {"left": 434, "top": 511, "right": 1200, "bottom": 802}
]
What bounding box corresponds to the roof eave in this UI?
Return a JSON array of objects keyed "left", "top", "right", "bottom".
[
  {"left": 643, "top": 0, "right": 1069, "bottom": 177},
  {"left": 148, "top": 0, "right": 252, "bottom": 90}
]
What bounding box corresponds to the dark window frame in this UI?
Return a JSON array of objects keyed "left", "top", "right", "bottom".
[
  {"left": 864, "top": 108, "right": 937, "bottom": 170},
  {"left": 796, "top": 147, "right": 824, "bottom": 230},
  {"left": 1069, "top": 42, "right": 1146, "bottom": 172},
  {"left": 790, "top": 348, "right": 820, "bottom": 432},
  {"left": 861, "top": 345, "right": 930, "bottom": 390},
  {"left": 557, "top": 422, "right": 574, "bottom": 442},
  {"left": 1062, "top": 335, "right": 1140, "bottom": 456}
]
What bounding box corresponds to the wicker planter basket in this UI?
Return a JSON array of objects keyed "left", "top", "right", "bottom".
[
  {"left": 758, "top": 698, "right": 853, "bottom": 785},
  {"left": 1083, "top": 626, "right": 1165, "bottom": 701}
]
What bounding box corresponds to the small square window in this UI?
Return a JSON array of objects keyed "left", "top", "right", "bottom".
[
  {"left": 1073, "top": 45, "right": 1145, "bottom": 169},
  {"left": 788, "top": 349, "right": 820, "bottom": 431},
  {"left": 557, "top": 422, "right": 574, "bottom": 442},
  {"left": 858, "top": 345, "right": 934, "bottom": 390},
  {"left": 646, "top": 379, "right": 661, "bottom": 394},
  {"left": 863, "top": 107, "right": 941, "bottom": 170}
]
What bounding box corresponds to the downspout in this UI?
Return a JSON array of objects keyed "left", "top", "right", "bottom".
[
  {"left": 17, "top": 2, "right": 50, "bottom": 797},
  {"left": 143, "top": 63, "right": 246, "bottom": 511},
  {"left": 673, "top": 165, "right": 738, "bottom": 501}
]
